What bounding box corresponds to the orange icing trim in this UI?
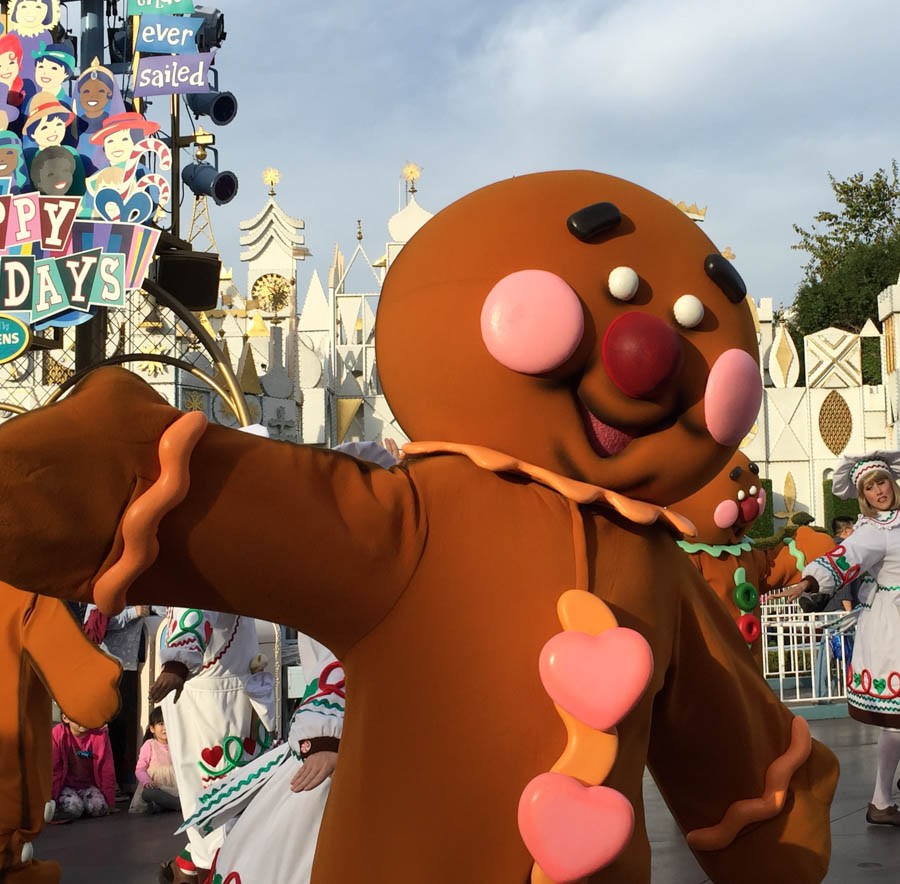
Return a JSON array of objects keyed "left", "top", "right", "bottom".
[
  {"left": 403, "top": 441, "right": 696, "bottom": 535},
  {"left": 93, "top": 411, "right": 209, "bottom": 615},
  {"left": 686, "top": 716, "right": 812, "bottom": 851}
]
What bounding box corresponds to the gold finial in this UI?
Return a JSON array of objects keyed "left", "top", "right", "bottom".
[
  {"left": 262, "top": 167, "right": 281, "bottom": 196},
  {"left": 722, "top": 246, "right": 736, "bottom": 260},
  {"left": 668, "top": 199, "right": 707, "bottom": 222},
  {"left": 195, "top": 143, "right": 208, "bottom": 162},
  {"left": 402, "top": 162, "right": 422, "bottom": 195},
  {"left": 357, "top": 220, "right": 363, "bottom": 241}
]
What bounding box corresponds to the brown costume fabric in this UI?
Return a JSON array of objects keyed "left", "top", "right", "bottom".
[
  {"left": 0, "top": 171, "right": 839, "bottom": 883},
  {"left": 674, "top": 453, "right": 836, "bottom": 666},
  {"left": 0, "top": 585, "right": 121, "bottom": 884}
]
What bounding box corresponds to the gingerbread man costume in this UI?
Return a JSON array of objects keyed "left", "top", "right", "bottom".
[
  {"left": 0, "top": 584, "right": 120, "bottom": 884},
  {"left": 673, "top": 452, "right": 835, "bottom": 666},
  {"left": 0, "top": 171, "right": 838, "bottom": 882}
]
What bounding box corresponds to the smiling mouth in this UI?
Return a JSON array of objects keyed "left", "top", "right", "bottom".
[{"left": 578, "top": 402, "right": 635, "bottom": 457}]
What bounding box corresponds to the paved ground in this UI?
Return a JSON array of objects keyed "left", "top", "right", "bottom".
[{"left": 38, "top": 716, "right": 899, "bottom": 883}]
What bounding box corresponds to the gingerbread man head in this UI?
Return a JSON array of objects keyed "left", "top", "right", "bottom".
[
  {"left": 376, "top": 171, "right": 761, "bottom": 504},
  {"left": 673, "top": 452, "right": 766, "bottom": 545}
]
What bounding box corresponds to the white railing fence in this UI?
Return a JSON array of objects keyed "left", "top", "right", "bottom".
[{"left": 760, "top": 598, "right": 857, "bottom": 706}]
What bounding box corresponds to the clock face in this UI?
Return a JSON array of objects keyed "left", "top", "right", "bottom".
[{"left": 252, "top": 273, "right": 292, "bottom": 312}]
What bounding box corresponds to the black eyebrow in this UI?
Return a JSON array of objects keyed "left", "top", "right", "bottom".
[
  {"left": 567, "top": 202, "right": 622, "bottom": 242},
  {"left": 705, "top": 254, "right": 746, "bottom": 303},
  {"left": 729, "top": 466, "right": 743, "bottom": 480}
]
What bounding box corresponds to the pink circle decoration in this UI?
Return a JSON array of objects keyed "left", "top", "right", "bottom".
[
  {"left": 704, "top": 349, "right": 762, "bottom": 445},
  {"left": 518, "top": 772, "right": 634, "bottom": 881},
  {"left": 756, "top": 487, "right": 767, "bottom": 513},
  {"left": 480, "top": 270, "right": 584, "bottom": 374},
  {"left": 538, "top": 627, "right": 654, "bottom": 732},
  {"left": 713, "top": 499, "right": 739, "bottom": 530}
]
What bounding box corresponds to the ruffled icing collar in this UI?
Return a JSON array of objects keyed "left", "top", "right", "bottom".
[
  {"left": 861, "top": 509, "right": 900, "bottom": 530},
  {"left": 402, "top": 441, "right": 696, "bottom": 535},
  {"left": 676, "top": 537, "right": 753, "bottom": 556}
]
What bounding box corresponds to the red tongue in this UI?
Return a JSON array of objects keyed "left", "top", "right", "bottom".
[{"left": 584, "top": 409, "right": 633, "bottom": 457}]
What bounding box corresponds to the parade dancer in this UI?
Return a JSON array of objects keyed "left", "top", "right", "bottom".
[
  {"left": 789, "top": 451, "right": 900, "bottom": 826},
  {"left": 150, "top": 608, "right": 276, "bottom": 884}
]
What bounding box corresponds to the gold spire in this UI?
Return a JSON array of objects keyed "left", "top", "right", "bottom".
[
  {"left": 262, "top": 167, "right": 281, "bottom": 196},
  {"left": 357, "top": 220, "right": 363, "bottom": 242},
  {"left": 402, "top": 162, "right": 422, "bottom": 195}
]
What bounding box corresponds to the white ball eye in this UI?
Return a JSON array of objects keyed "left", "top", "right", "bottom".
[
  {"left": 749, "top": 485, "right": 758, "bottom": 496},
  {"left": 737, "top": 490, "right": 746, "bottom": 501},
  {"left": 608, "top": 266, "right": 639, "bottom": 301},
  {"left": 673, "top": 294, "right": 704, "bottom": 328}
]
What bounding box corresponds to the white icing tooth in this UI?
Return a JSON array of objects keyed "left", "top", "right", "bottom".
[
  {"left": 737, "top": 490, "right": 746, "bottom": 501},
  {"left": 749, "top": 485, "right": 758, "bottom": 495},
  {"left": 22, "top": 842, "right": 33, "bottom": 862}
]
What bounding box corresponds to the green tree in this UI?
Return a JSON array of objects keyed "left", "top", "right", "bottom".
[
  {"left": 790, "top": 235, "right": 900, "bottom": 336},
  {"left": 793, "top": 161, "right": 900, "bottom": 283}
]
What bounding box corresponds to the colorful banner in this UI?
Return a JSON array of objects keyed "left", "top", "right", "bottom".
[
  {"left": 0, "top": 250, "right": 127, "bottom": 323},
  {"left": 0, "top": 313, "right": 31, "bottom": 364},
  {"left": 134, "top": 51, "right": 214, "bottom": 96},
  {"left": 135, "top": 15, "right": 203, "bottom": 54},
  {"left": 128, "top": 0, "right": 196, "bottom": 14}
]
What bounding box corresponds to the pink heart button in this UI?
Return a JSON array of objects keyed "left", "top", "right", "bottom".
[
  {"left": 518, "top": 772, "right": 634, "bottom": 881},
  {"left": 539, "top": 627, "right": 653, "bottom": 731}
]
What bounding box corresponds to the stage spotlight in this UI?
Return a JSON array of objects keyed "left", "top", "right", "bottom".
[{"left": 182, "top": 162, "right": 238, "bottom": 206}]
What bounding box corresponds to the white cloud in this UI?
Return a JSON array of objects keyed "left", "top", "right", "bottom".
[{"left": 199, "top": 0, "right": 900, "bottom": 307}]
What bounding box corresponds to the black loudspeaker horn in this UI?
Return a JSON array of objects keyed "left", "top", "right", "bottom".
[{"left": 152, "top": 250, "right": 221, "bottom": 312}]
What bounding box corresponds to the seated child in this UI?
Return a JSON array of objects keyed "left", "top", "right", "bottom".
[
  {"left": 130, "top": 707, "right": 180, "bottom": 814},
  {"left": 51, "top": 713, "right": 116, "bottom": 820}
]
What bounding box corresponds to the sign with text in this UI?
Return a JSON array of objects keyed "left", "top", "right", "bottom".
[
  {"left": 134, "top": 52, "right": 213, "bottom": 96},
  {"left": 0, "top": 313, "right": 31, "bottom": 365},
  {"left": 0, "top": 250, "right": 127, "bottom": 323},
  {"left": 128, "top": 0, "right": 196, "bottom": 14},
  {"left": 135, "top": 15, "right": 202, "bottom": 54}
]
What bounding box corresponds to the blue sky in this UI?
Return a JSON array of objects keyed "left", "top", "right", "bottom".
[{"left": 173, "top": 0, "right": 900, "bottom": 312}]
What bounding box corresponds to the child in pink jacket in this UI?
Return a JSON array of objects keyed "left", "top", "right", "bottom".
[{"left": 51, "top": 714, "right": 116, "bottom": 820}]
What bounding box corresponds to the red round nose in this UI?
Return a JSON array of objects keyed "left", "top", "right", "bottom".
[
  {"left": 739, "top": 498, "right": 760, "bottom": 523},
  {"left": 601, "top": 312, "right": 684, "bottom": 399}
]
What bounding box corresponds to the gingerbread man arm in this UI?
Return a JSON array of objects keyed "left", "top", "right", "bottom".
[
  {"left": 0, "top": 367, "right": 427, "bottom": 658},
  {"left": 764, "top": 526, "right": 836, "bottom": 592},
  {"left": 22, "top": 593, "right": 121, "bottom": 728},
  {"left": 647, "top": 571, "right": 838, "bottom": 884}
]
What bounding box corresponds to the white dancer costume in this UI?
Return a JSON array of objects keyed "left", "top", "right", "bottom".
[
  {"left": 160, "top": 608, "right": 277, "bottom": 870},
  {"left": 182, "top": 639, "right": 345, "bottom": 884},
  {"left": 803, "top": 510, "right": 900, "bottom": 728}
]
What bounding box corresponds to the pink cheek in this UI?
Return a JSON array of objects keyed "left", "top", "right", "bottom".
[
  {"left": 480, "top": 270, "right": 584, "bottom": 374},
  {"left": 757, "top": 488, "right": 766, "bottom": 512},
  {"left": 704, "top": 349, "right": 762, "bottom": 445},
  {"left": 713, "top": 499, "right": 739, "bottom": 529}
]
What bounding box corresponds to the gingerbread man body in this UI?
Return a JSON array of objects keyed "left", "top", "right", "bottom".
[
  {"left": 674, "top": 453, "right": 836, "bottom": 666},
  {"left": 0, "top": 584, "right": 120, "bottom": 883},
  {"left": 0, "top": 172, "right": 838, "bottom": 882}
]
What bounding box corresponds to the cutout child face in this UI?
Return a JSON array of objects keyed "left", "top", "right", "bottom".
[
  {"left": 0, "top": 52, "right": 20, "bottom": 86},
  {"left": 0, "top": 147, "right": 19, "bottom": 178},
  {"left": 34, "top": 57, "right": 66, "bottom": 94},
  {"left": 79, "top": 78, "right": 112, "bottom": 119},
  {"left": 32, "top": 114, "right": 65, "bottom": 148},
  {"left": 32, "top": 149, "right": 74, "bottom": 194},
  {"left": 103, "top": 128, "right": 134, "bottom": 166},
  {"left": 11, "top": 1, "right": 51, "bottom": 31}
]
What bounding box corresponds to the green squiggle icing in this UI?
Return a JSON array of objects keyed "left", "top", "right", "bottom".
[
  {"left": 676, "top": 538, "right": 753, "bottom": 556},
  {"left": 784, "top": 537, "right": 805, "bottom": 571}
]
